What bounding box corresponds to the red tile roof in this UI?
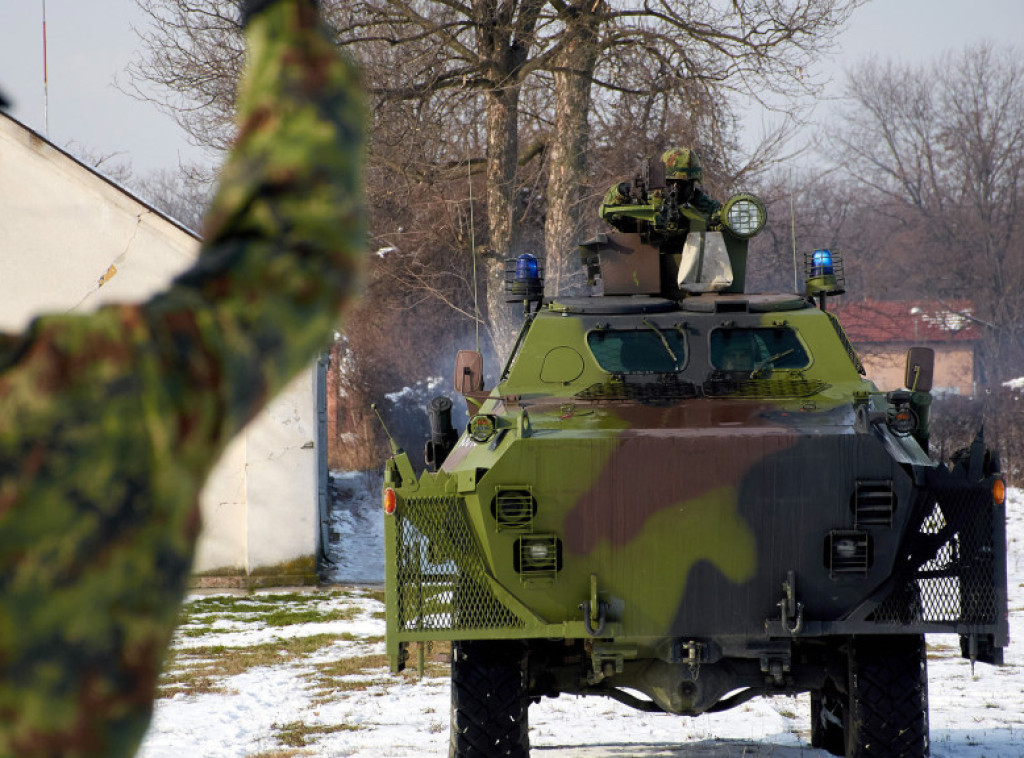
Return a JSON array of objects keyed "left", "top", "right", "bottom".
[{"left": 832, "top": 300, "right": 980, "bottom": 344}]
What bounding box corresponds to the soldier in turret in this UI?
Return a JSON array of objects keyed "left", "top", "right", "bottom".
[
  {"left": 599, "top": 147, "right": 721, "bottom": 238},
  {"left": 0, "top": 0, "right": 365, "bottom": 755}
]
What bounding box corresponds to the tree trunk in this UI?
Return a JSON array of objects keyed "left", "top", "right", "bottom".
[
  {"left": 483, "top": 86, "right": 525, "bottom": 363},
  {"left": 471, "top": 0, "right": 545, "bottom": 365},
  {"left": 545, "top": 10, "right": 600, "bottom": 296}
]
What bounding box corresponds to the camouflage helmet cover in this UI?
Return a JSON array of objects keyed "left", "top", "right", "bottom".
[{"left": 661, "top": 147, "right": 702, "bottom": 182}]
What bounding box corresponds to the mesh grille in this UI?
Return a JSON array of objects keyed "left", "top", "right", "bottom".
[
  {"left": 703, "top": 372, "right": 829, "bottom": 398},
  {"left": 574, "top": 380, "right": 699, "bottom": 403},
  {"left": 825, "top": 311, "right": 866, "bottom": 376},
  {"left": 870, "top": 485, "right": 998, "bottom": 625},
  {"left": 395, "top": 495, "right": 523, "bottom": 631}
]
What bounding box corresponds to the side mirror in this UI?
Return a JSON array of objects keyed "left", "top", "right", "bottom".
[
  {"left": 454, "top": 350, "right": 484, "bottom": 395},
  {"left": 905, "top": 347, "right": 934, "bottom": 393}
]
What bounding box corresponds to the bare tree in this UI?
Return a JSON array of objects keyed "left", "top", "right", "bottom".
[
  {"left": 126, "top": 0, "right": 864, "bottom": 363},
  {"left": 541, "top": 0, "right": 867, "bottom": 295},
  {"left": 831, "top": 43, "right": 1024, "bottom": 382},
  {"left": 125, "top": 0, "right": 242, "bottom": 151}
]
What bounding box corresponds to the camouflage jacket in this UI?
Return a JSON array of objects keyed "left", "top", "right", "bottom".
[
  {"left": 0, "top": 1, "right": 364, "bottom": 755},
  {"left": 599, "top": 182, "right": 721, "bottom": 236}
]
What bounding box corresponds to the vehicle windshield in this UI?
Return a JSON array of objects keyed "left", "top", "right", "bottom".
[
  {"left": 587, "top": 328, "right": 686, "bottom": 374},
  {"left": 709, "top": 327, "right": 809, "bottom": 372}
]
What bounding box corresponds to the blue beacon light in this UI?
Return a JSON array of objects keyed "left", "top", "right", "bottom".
[
  {"left": 515, "top": 253, "right": 540, "bottom": 285},
  {"left": 811, "top": 249, "right": 835, "bottom": 277}
]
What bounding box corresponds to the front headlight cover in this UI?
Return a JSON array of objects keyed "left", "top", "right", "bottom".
[{"left": 721, "top": 193, "right": 767, "bottom": 239}]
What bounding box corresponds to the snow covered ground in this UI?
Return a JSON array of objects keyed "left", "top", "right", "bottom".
[{"left": 139, "top": 488, "right": 1024, "bottom": 758}]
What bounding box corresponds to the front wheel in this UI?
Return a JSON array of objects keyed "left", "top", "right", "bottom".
[
  {"left": 846, "top": 635, "right": 929, "bottom": 758},
  {"left": 450, "top": 640, "right": 530, "bottom": 758}
]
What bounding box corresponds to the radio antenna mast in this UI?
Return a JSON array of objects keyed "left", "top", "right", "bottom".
[
  {"left": 789, "top": 168, "right": 798, "bottom": 293},
  {"left": 42, "top": 0, "right": 50, "bottom": 136}
]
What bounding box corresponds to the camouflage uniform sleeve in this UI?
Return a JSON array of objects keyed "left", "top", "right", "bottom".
[
  {"left": 691, "top": 187, "right": 721, "bottom": 216},
  {"left": 599, "top": 183, "right": 640, "bottom": 232},
  {"left": 0, "top": 1, "right": 364, "bottom": 756}
]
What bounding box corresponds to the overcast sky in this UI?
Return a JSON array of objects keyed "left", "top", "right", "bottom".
[{"left": 2, "top": 1, "right": 1023, "bottom": 179}]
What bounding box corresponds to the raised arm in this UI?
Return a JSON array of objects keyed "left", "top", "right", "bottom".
[
  {"left": 146, "top": 0, "right": 365, "bottom": 449},
  {"left": 0, "top": 1, "right": 364, "bottom": 755}
]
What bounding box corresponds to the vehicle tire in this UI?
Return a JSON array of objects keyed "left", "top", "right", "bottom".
[
  {"left": 450, "top": 640, "right": 529, "bottom": 758},
  {"left": 810, "top": 687, "right": 846, "bottom": 756},
  {"left": 846, "top": 635, "right": 929, "bottom": 758}
]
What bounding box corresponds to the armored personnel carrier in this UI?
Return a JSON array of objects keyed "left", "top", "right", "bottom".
[{"left": 381, "top": 170, "right": 1008, "bottom": 758}]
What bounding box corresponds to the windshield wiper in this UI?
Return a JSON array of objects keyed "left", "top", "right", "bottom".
[
  {"left": 642, "top": 319, "right": 680, "bottom": 367},
  {"left": 749, "top": 348, "right": 795, "bottom": 379}
]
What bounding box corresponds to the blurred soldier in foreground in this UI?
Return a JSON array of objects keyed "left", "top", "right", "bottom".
[
  {"left": 0, "top": 0, "right": 364, "bottom": 755},
  {"left": 599, "top": 147, "right": 721, "bottom": 238}
]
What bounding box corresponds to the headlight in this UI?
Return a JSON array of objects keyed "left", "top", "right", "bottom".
[
  {"left": 514, "top": 535, "right": 562, "bottom": 574},
  {"left": 721, "top": 193, "right": 767, "bottom": 239},
  {"left": 885, "top": 390, "right": 918, "bottom": 437},
  {"left": 527, "top": 542, "right": 550, "bottom": 563}
]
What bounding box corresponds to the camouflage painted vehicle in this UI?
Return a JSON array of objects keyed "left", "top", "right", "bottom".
[{"left": 382, "top": 179, "right": 1008, "bottom": 758}]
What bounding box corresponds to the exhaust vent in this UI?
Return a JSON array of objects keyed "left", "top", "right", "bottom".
[
  {"left": 825, "top": 530, "right": 872, "bottom": 577},
  {"left": 853, "top": 480, "right": 896, "bottom": 527}
]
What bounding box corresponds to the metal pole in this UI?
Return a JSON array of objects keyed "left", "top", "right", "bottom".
[
  {"left": 789, "top": 168, "right": 798, "bottom": 293},
  {"left": 42, "top": 0, "right": 49, "bottom": 136}
]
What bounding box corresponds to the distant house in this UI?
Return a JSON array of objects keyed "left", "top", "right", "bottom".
[
  {"left": 833, "top": 300, "right": 980, "bottom": 396},
  {"left": 0, "top": 111, "right": 324, "bottom": 586}
]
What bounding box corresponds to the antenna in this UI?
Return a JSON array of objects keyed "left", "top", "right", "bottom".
[
  {"left": 467, "top": 136, "right": 480, "bottom": 353},
  {"left": 42, "top": 0, "right": 49, "bottom": 136},
  {"left": 370, "top": 403, "right": 402, "bottom": 455},
  {"left": 789, "top": 168, "right": 798, "bottom": 293}
]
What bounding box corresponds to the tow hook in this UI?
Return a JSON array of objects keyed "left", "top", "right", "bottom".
[
  {"left": 778, "top": 570, "right": 804, "bottom": 634},
  {"left": 580, "top": 574, "right": 609, "bottom": 637},
  {"left": 580, "top": 599, "right": 608, "bottom": 636}
]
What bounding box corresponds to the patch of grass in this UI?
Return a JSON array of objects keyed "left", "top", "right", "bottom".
[
  {"left": 273, "top": 721, "right": 361, "bottom": 748},
  {"left": 396, "top": 641, "right": 451, "bottom": 678},
  {"left": 366, "top": 589, "right": 386, "bottom": 604},
  {"left": 161, "top": 588, "right": 383, "bottom": 700},
  {"left": 265, "top": 606, "right": 358, "bottom": 627},
  {"left": 180, "top": 622, "right": 256, "bottom": 638},
  {"left": 245, "top": 750, "right": 308, "bottom": 758},
  {"left": 400, "top": 660, "right": 449, "bottom": 679},
  {"left": 175, "top": 591, "right": 366, "bottom": 638},
  {"left": 158, "top": 670, "right": 228, "bottom": 699},
  {"left": 926, "top": 642, "right": 960, "bottom": 660},
  {"left": 183, "top": 590, "right": 356, "bottom": 617},
  {"left": 304, "top": 652, "right": 392, "bottom": 703},
  {"left": 158, "top": 634, "right": 340, "bottom": 698}
]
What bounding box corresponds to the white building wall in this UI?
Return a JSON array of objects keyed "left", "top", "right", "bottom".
[
  {"left": 244, "top": 371, "right": 319, "bottom": 573},
  {"left": 0, "top": 123, "right": 197, "bottom": 329},
  {"left": 0, "top": 113, "right": 318, "bottom": 580}
]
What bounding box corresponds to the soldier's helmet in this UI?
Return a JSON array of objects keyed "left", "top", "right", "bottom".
[{"left": 661, "top": 147, "right": 703, "bottom": 182}]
